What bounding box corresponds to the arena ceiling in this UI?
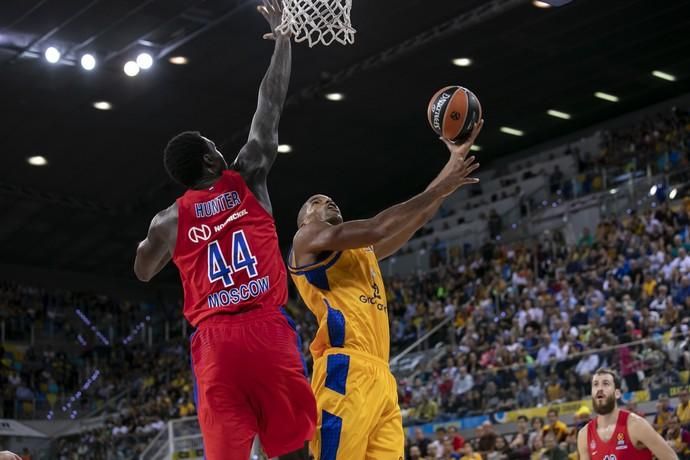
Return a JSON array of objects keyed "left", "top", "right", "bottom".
[{"left": 1, "top": 0, "right": 690, "bottom": 286}]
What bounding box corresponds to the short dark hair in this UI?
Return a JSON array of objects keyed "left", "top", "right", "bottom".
[
  {"left": 163, "top": 131, "right": 208, "bottom": 187},
  {"left": 594, "top": 367, "right": 621, "bottom": 389},
  {"left": 547, "top": 407, "right": 559, "bottom": 416},
  {"left": 518, "top": 415, "right": 528, "bottom": 422}
]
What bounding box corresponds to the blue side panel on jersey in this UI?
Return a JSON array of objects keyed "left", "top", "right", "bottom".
[
  {"left": 306, "top": 268, "right": 330, "bottom": 290},
  {"left": 323, "top": 299, "right": 345, "bottom": 347},
  {"left": 325, "top": 354, "right": 350, "bottom": 395},
  {"left": 289, "top": 251, "right": 343, "bottom": 291},
  {"left": 321, "top": 410, "right": 343, "bottom": 460},
  {"left": 281, "top": 307, "right": 308, "bottom": 377}
]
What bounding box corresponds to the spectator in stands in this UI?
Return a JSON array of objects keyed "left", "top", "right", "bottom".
[
  {"left": 478, "top": 421, "right": 498, "bottom": 453},
  {"left": 655, "top": 394, "right": 676, "bottom": 433},
  {"left": 486, "top": 435, "right": 509, "bottom": 460},
  {"left": 529, "top": 418, "right": 545, "bottom": 449},
  {"left": 412, "top": 427, "right": 431, "bottom": 457},
  {"left": 460, "top": 443, "right": 482, "bottom": 460},
  {"left": 663, "top": 415, "right": 690, "bottom": 457},
  {"left": 542, "top": 431, "right": 568, "bottom": 460},
  {"left": 677, "top": 389, "right": 690, "bottom": 428},
  {"left": 530, "top": 435, "right": 545, "bottom": 460},
  {"left": 511, "top": 415, "right": 531, "bottom": 449},
  {"left": 409, "top": 445, "right": 423, "bottom": 460},
  {"left": 417, "top": 395, "right": 439, "bottom": 423},
  {"left": 448, "top": 425, "right": 466, "bottom": 452},
  {"left": 544, "top": 408, "right": 569, "bottom": 442}
]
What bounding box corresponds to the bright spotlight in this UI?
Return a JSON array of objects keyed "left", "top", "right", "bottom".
[
  {"left": 136, "top": 53, "right": 153, "bottom": 70},
  {"left": 80, "top": 54, "right": 96, "bottom": 71},
  {"left": 277, "top": 144, "right": 292, "bottom": 154},
  {"left": 325, "top": 93, "right": 345, "bottom": 101},
  {"left": 124, "top": 61, "right": 140, "bottom": 77},
  {"left": 92, "top": 101, "right": 112, "bottom": 111},
  {"left": 670, "top": 188, "right": 678, "bottom": 200},
  {"left": 169, "top": 56, "right": 188, "bottom": 65},
  {"left": 452, "top": 58, "right": 472, "bottom": 67},
  {"left": 649, "top": 185, "right": 658, "bottom": 196},
  {"left": 44, "top": 47, "right": 61, "bottom": 64},
  {"left": 532, "top": 1, "right": 551, "bottom": 8},
  {"left": 594, "top": 92, "right": 619, "bottom": 102},
  {"left": 27, "top": 156, "right": 48, "bottom": 166}
]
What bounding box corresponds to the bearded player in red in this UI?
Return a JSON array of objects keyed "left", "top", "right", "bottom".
[
  {"left": 133, "top": 1, "right": 316, "bottom": 459},
  {"left": 578, "top": 368, "right": 676, "bottom": 460}
]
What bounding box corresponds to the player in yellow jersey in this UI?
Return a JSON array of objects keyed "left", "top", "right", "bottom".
[{"left": 288, "top": 121, "right": 483, "bottom": 460}]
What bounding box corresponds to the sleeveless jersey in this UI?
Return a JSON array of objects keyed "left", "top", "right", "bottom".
[
  {"left": 586, "top": 410, "right": 652, "bottom": 460},
  {"left": 288, "top": 247, "right": 390, "bottom": 361},
  {"left": 173, "top": 170, "right": 287, "bottom": 327}
]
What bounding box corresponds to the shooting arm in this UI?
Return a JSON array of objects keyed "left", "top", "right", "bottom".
[{"left": 295, "top": 187, "right": 448, "bottom": 256}]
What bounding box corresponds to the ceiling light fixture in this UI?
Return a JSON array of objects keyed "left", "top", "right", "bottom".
[
  {"left": 532, "top": 1, "right": 552, "bottom": 8},
  {"left": 92, "top": 101, "right": 112, "bottom": 111},
  {"left": 500, "top": 126, "right": 524, "bottom": 137},
  {"left": 124, "top": 61, "right": 140, "bottom": 77},
  {"left": 169, "top": 56, "right": 188, "bottom": 65},
  {"left": 325, "top": 93, "right": 345, "bottom": 101},
  {"left": 44, "top": 47, "right": 61, "bottom": 64},
  {"left": 136, "top": 53, "right": 153, "bottom": 70},
  {"left": 277, "top": 144, "right": 292, "bottom": 154},
  {"left": 27, "top": 156, "right": 48, "bottom": 166},
  {"left": 594, "top": 91, "right": 619, "bottom": 102},
  {"left": 470, "top": 145, "right": 481, "bottom": 152},
  {"left": 452, "top": 58, "right": 472, "bottom": 67},
  {"left": 80, "top": 54, "right": 96, "bottom": 71},
  {"left": 652, "top": 70, "right": 676, "bottom": 82},
  {"left": 547, "top": 109, "right": 571, "bottom": 120}
]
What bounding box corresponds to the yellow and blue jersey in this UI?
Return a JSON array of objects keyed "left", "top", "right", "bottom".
[
  {"left": 289, "top": 246, "right": 403, "bottom": 460},
  {"left": 288, "top": 246, "right": 391, "bottom": 362}
]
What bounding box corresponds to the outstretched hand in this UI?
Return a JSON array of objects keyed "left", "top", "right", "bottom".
[
  {"left": 0, "top": 451, "right": 22, "bottom": 460},
  {"left": 435, "top": 120, "right": 484, "bottom": 197},
  {"left": 258, "top": 0, "right": 289, "bottom": 40},
  {"left": 440, "top": 119, "right": 484, "bottom": 160}
]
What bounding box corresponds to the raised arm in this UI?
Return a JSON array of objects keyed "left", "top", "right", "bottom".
[
  {"left": 233, "top": 0, "right": 291, "bottom": 214},
  {"left": 373, "top": 121, "right": 483, "bottom": 260},
  {"left": 294, "top": 151, "right": 479, "bottom": 256},
  {"left": 134, "top": 207, "right": 175, "bottom": 282}
]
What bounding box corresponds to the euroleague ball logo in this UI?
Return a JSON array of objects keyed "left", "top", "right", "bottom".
[
  {"left": 450, "top": 111, "right": 461, "bottom": 121},
  {"left": 432, "top": 92, "right": 452, "bottom": 130}
]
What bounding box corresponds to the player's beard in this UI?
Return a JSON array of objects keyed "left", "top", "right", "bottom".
[{"left": 593, "top": 393, "right": 616, "bottom": 415}]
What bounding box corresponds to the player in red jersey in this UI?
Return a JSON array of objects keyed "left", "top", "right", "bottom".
[
  {"left": 577, "top": 368, "right": 677, "bottom": 460},
  {"left": 133, "top": 1, "right": 316, "bottom": 459}
]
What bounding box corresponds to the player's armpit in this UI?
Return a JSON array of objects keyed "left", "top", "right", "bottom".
[
  {"left": 577, "top": 427, "right": 590, "bottom": 460},
  {"left": 629, "top": 413, "right": 679, "bottom": 460}
]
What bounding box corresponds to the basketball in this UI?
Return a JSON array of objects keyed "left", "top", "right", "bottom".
[{"left": 427, "top": 86, "right": 482, "bottom": 143}]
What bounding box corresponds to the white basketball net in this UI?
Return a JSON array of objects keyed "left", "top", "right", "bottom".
[{"left": 277, "top": 0, "right": 355, "bottom": 47}]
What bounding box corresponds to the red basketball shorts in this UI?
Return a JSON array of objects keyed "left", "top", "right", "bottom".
[{"left": 190, "top": 307, "right": 317, "bottom": 459}]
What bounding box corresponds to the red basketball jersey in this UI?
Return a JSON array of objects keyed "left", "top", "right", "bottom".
[
  {"left": 586, "top": 410, "right": 652, "bottom": 460},
  {"left": 173, "top": 170, "right": 288, "bottom": 327}
]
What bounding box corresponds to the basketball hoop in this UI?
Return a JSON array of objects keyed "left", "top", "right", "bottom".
[{"left": 277, "top": 0, "right": 355, "bottom": 47}]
